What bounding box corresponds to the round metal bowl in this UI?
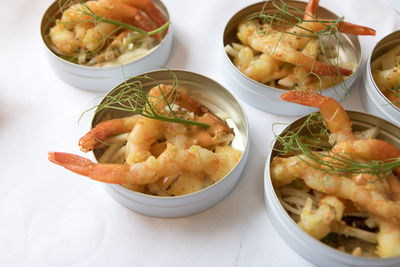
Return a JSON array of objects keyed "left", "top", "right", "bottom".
[
  {"left": 361, "top": 30, "right": 400, "bottom": 127},
  {"left": 40, "top": 0, "right": 173, "bottom": 91},
  {"left": 90, "top": 70, "right": 249, "bottom": 217},
  {"left": 221, "top": 1, "right": 361, "bottom": 116},
  {"left": 264, "top": 111, "right": 400, "bottom": 266}
]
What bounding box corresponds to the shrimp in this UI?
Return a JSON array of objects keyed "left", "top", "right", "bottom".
[
  {"left": 376, "top": 219, "right": 400, "bottom": 257},
  {"left": 300, "top": 0, "right": 375, "bottom": 36},
  {"left": 125, "top": 116, "right": 163, "bottom": 164},
  {"left": 372, "top": 65, "right": 400, "bottom": 107},
  {"left": 79, "top": 114, "right": 141, "bottom": 152},
  {"left": 49, "top": 0, "right": 163, "bottom": 61},
  {"left": 236, "top": 0, "right": 375, "bottom": 78},
  {"left": 116, "top": 0, "right": 167, "bottom": 27},
  {"left": 281, "top": 90, "right": 355, "bottom": 143},
  {"left": 48, "top": 144, "right": 241, "bottom": 185},
  {"left": 82, "top": 22, "right": 119, "bottom": 52},
  {"left": 49, "top": 24, "right": 81, "bottom": 55},
  {"left": 271, "top": 157, "right": 400, "bottom": 224},
  {"left": 79, "top": 84, "right": 233, "bottom": 152},
  {"left": 281, "top": 90, "right": 400, "bottom": 173},
  {"left": 237, "top": 20, "right": 353, "bottom": 78},
  {"left": 298, "top": 196, "right": 343, "bottom": 240},
  {"left": 231, "top": 45, "right": 289, "bottom": 83}
]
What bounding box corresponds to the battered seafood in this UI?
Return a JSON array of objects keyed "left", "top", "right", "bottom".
[
  {"left": 271, "top": 91, "right": 400, "bottom": 257},
  {"left": 225, "top": 0, "right": 375, "bottom": 90},
  {"left": 48, "top": 84, "right": 242, "bottom": 196},
  {"left": 372, "top": 44, "right": 400, "bottom": 108},
  {"left": 48, "top": 0, "right": 168, "bottom": 66}
]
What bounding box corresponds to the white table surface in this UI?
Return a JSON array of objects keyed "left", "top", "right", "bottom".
[{"left": 1, "top": 0, "right": 399, "bottom": 266}]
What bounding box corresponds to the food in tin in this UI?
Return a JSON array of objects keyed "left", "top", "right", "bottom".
[
  {"left": 270, "top": 90, "right": 400, "bottom": 257},
  {"left": 371, "top": 44, "right": 400, "bottom": 108},
  {"left": 48, "top": 81, "right": 242, "bottom": 196},
  {"left": 224, "top": 0, "right": 375, "bottom": 90},
  {"left": 48, "top": 0, "right": 169, "bottom": 66}
]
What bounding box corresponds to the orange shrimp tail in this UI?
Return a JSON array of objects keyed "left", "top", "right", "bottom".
[
  {"left": 280, "top": 90, "right": 327, "bottom": 107},
  {"left": 293, "top": 53, "right": 353, "bottom": 77},
  {"left": 304, "top": 0, "right": 320, "bottom": 20},
  {"left": 48, "top": 152, "right": 131, "bottom": 184},
  {"left": 117, "top": 0, "right": 167, "bottom": 27},
  {"left": 48, "top": 152, "right": 94, "bottom": 176},
  {"left": 176, "top": 91, "right": 210, "bottom": 116},
  {"left": 79, "top": 116, "right": 139, "bottom": 152},
  {"left": 79, "top": 129, "right": 108, "bottom": 152},
  {"left": 337, "top": 21, "right": 376, "bottom": 36},
  {"left": 142, "top": 2, "right": 167, "bottom": 27},
  {"left": 311, "top": 58, "right": 353, "bottom": 77},
  {"left": 281, "top": 91, "right": 354, "bottom": 142}
]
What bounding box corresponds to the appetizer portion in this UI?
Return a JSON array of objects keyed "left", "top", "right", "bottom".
[
  {"left": 48, "top": 0, "right": 169, "bottom": 66},
  {"left": 225, "top": 0, "right": 375, "bottom": 90},
  {"left": 48, "top": 81, "right": 242, "bottom": 196},
  {"left": 270, "top": 91, "right": 400, "bottom": 257},
  {"left": 372, "top": 44, "right": 400, "bottom": 108}
]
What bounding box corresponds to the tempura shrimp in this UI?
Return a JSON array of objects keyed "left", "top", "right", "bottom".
[{"left": 49, "top": 143, "right": 241, "bottom": 186}]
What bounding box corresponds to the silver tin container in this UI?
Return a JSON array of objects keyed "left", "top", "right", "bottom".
[
  {"left": 221, "top": 1, "right": 361, "bottom": 116},
  {"left": 264, "top": 111, "right": 400, "bottom": 266},
  {"left": 40, "top": 0, "right": 173, "bottom": 91},
  {"left": 361, "top": 31, "right": 400, "bottom": 126},
  {"left": 91, "top": 70, "right": 249, "bottom": 217}
]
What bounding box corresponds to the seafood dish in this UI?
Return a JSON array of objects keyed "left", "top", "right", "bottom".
[
  {"left": 224, "top": 0, "right": 375, "bottom": 91},
  {"left": 371, "top": 44, "right": 400, "bottom": 108},
  {"left": 269, "top": 90, "right": 400, "bottom": 257},
  {"left": 48, "top": 80, "right": 242, "bottom": 197},
  {"left": 48, "top": 0, "right": 168, "bottom": 66}
]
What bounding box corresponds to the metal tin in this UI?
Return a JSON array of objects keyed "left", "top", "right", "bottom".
[
  {"left": 40, "top": 0, "right": 173, "bottom": 91},
  {"left": 91, "top": 70, "right": 249, "bottom": 217},
  {"left": 221, "top": 1, "right": 361, "bottom": 116},
  {"left": 264, "top": 111, "right": 400, "bottom": 266},
  {"left": 361, "top": 30, "right": 400, "bottom": 126}
]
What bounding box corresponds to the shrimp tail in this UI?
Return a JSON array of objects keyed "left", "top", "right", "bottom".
[
  {"left": 48, "top": 152, "right": 131, "bottom": 184},
  {"left": 336, "top": 21, "right": 376, "bottom": 36},
  {"left": 48, "top": 152, "right": 94, "bottom": 176},
  {"left": 304, "top": 0, "right": 319, "bottom": 20},
  {"left": 117, "top": 0, "right": 167, "bottom": 27},
  {"left": 141, "top": 1, "right": 167, "bottom": 27},
  {"left": 79, "top": 115, "right": 140, "bottom": 152},
  {"left": 281, "top": 91, "right": 355, "bottom": 142}
]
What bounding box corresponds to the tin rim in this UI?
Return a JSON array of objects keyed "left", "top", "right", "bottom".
[
  {"left": 40, "top": 0, "right": 171, "bottom": 70},
  {"left": 222, "top": 0, "right": 362, "bottom": 94},
  {"left": 265, "top": 111, "right": 400, "bottom": 264},
  {"left": 90, "top": 69, "right": 249, "bottom": 200}
]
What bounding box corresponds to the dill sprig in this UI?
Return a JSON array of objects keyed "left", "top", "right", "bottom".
[
  {"left": 82, "top": 72, "right": 210, "bottom": 128},
  {"left": 252, "top": 0, "right": 349, "bottom": 92},
  {"left": 273, "top": 113, "right": 400, "bottom": 178}
]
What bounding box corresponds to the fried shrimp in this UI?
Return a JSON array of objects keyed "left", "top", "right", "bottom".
[
  {"left": 48, "top": 0, "right": 168, "bottom": 66},
  {"left": 225, "top": 0, "right": 375, "bottom": 90},
  {"left": 271, "top": 90, "right": 400, "bottom": 257},
  {"left": 49, "top": 84, "right": 242, "bottom": 197}
]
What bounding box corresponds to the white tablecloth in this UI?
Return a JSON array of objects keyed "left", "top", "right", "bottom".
[{"left": 1, "top": 0, "right": 399, "bottom": 266}]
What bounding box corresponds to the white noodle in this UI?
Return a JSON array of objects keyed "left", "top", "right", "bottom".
[
  {"left": 110, "top": 145, "right": 126, "bottom": 163},
  {"left": 332, "top": 223, "right": 377, "bottom": 244},
  {"left": 99, "top": 142, "right": 125, "bottom": 163}
]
